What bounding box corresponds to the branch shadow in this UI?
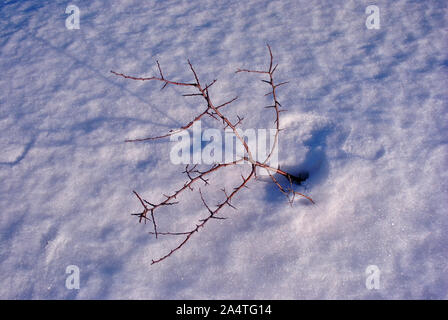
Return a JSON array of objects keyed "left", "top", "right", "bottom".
[
  {"left": 0, "top": 136, "right": 36, "bottom": 167},
  {"left": 263, "top": 126, "right": 332, "bottom": 204},
  {"left": 31, "top": 34, "right": 182, "bottom": 131}
]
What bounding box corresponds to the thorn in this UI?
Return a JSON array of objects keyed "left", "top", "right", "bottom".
[
  {"left": 275, "top": 81, "right": 289, "bottom": 88},
  {"left": 182, "top": 93, "right": 203, "bottom": 97},
  {"left": 205, "top": 79, "right": 217, "bottom": 90},
  {"left": 226, "top": 201, "right": 237, "bottom": 210},
  {"left": 144, "top": 200, "right": 155, "bottom": 207}
]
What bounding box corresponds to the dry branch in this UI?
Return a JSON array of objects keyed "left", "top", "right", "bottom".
[{"left": 111, "top": 45, "right": 313, "bottom": 264}]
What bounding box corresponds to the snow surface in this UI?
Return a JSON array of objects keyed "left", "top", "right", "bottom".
[{"left": 0, "top": 0, "right": 447, "bottom": 299}]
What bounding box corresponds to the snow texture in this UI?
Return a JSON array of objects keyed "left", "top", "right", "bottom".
[{"left": 0, "top": 0, "right": 447, "bottom": 299}]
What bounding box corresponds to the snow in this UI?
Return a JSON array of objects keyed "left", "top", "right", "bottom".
[{"left": 0, "top": 0, "right": 447, "bottom": 299}]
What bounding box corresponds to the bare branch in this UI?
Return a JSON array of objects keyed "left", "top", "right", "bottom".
[{"left": 112, "top": 45, "right": 314, "bottom": 264}]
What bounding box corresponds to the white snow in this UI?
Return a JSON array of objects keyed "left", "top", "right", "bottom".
[{"left": 0, "top": 0, "right": 447, "bottom": 299}]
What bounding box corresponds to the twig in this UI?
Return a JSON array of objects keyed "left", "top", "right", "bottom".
[{"left": 113, "top": 45, "right": 314, "bottom": 264}]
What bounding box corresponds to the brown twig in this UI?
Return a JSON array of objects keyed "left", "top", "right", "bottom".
[{"left": 112, "top": 45, "right": 314, "bottom": 264}]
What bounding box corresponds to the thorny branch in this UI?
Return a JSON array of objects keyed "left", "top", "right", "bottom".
[{"left": 111, "top": 45, "right": 314, "bottom": 264}]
